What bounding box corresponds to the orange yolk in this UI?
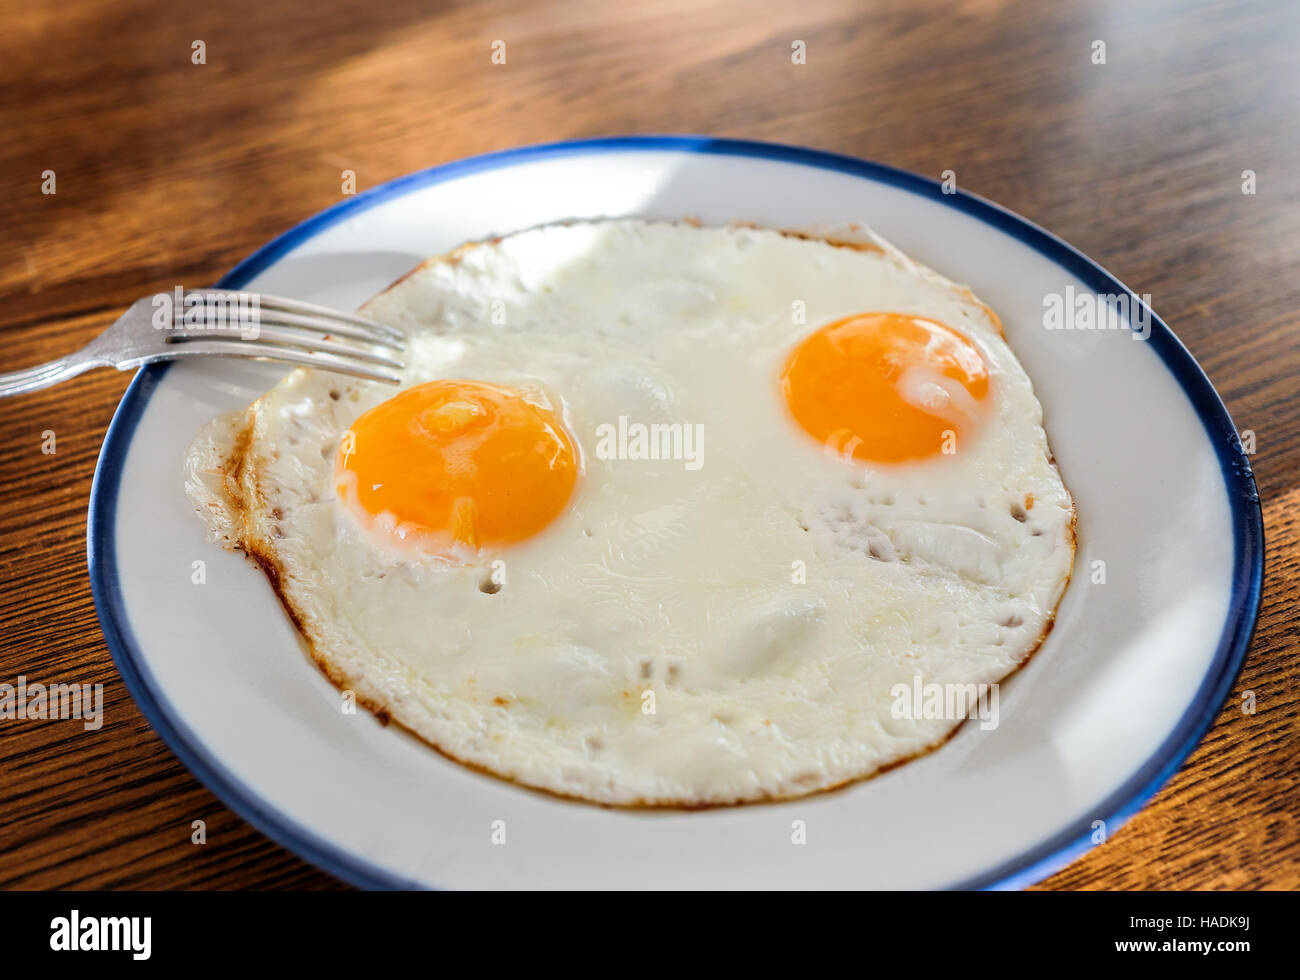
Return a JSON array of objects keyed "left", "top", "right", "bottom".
[
  {"left": 336, "top": 380, "right": 579, "bottom": 556},
  {"left": 780, "top": 313, "right": 990, "bottom": 463}
]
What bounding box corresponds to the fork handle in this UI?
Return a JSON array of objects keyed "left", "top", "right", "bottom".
[{"left": 0, "top": 353, "right": 108, "bottom": 398}]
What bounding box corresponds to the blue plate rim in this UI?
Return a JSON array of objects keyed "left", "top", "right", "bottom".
[{"left": 86, "top": 135, "right": 1264, "bottom": 891}]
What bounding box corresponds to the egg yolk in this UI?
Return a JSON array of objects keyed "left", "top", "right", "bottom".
[
  {"left": 336, "top": 380, "right": 579, "bottom": 556},
  {"left": 780, "top": 313, "right": 990, "bottom": 463}
]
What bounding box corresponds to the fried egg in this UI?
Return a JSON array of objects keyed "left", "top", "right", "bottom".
[{"left": 185, "top": 219, "right": 1075, "bottom": 806}]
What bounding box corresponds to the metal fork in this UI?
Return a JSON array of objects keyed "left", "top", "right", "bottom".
[{"left": 0, "top": 290, "right": 406, "bottom": 397}]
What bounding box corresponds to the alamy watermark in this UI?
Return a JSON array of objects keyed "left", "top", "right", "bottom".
[
  {"left": 0, "top": 675, "right": 103, "bottom": 730},
  {"left": 50, "top": 910, "right": 150, "bottom": 959},
  {"left": 890, "top": 676, "right": 1000, "bottom": 731},
  {"left": 1043, "top": 285, "right": 1151, "bottom": 340},
  {"left": 151, "top": 287, "right": 260, "bottom": 340},
  {"left": 595, "top": 417, "right": 704, "bottom": 471}
]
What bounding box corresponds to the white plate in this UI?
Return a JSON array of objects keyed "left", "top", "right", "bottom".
[{"left": 88, "top": 137, "right": 1263, "bottom": 889}]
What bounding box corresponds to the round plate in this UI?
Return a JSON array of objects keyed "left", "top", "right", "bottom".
[{"left": 88, "top": 137, "right": 1263, "bottom": 889}]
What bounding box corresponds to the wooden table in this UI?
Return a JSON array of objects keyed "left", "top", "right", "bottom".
[{"left": 1, "top": 0, "right": 1296, "bottom": 890}]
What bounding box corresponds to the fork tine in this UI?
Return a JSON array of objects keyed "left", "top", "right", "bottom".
[
  {"left": 167, "top": 327, "right": 405, "bottom": 369},
  {"left": 239, "top": 310, "right": 407, "bottom": 351},
  {"left": 212, "top": 291, "right": 407, "bottom": 342},
  {"left": 152, "top": 340, "right": 403, "bottom": 384}
]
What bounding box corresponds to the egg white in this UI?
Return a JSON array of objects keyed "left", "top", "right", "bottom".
[{"left": 185, "top": 220, "right": 1075, "bottom": 806}]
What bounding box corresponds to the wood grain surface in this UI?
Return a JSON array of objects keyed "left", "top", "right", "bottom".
[{"left": 0, "top": 0, "right": 1296, "bottom": 890}]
